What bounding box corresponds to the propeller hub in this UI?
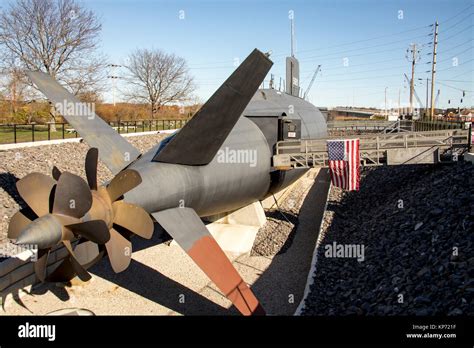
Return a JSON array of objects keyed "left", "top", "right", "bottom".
[
  {"left": 15, "top": 214, "right": 63, "bottom": 249},
  {"left": 86, "top": 188, "right": 114, "bottom": 228},
  {"left": 10, "top": 147, "right": 153, "bottom": 282}
]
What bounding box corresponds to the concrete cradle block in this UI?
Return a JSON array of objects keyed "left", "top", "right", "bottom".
[
  {"left": 172, "top": 201, "right": 268, "bottom": 256},
  {"left": 464, "top": 152, "right": 474, "bottom": 163},
  {"left": 223, "top": 201, "right": 267, "bottom": 228},
  {"left": 0, "top": 256, "right": 28, "bottom": 278},
  {"left": 206, "top": 224, "right": 260, "bottom": 256}
]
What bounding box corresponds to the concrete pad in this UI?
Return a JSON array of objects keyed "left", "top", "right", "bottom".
[{"left": 464, "top": 152, "right": 474, "bottom": 163}]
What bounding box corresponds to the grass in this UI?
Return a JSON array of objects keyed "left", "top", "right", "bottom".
[
  {"left": 0, "top": 127, "right": 78, "bottom": 144},
  {"left": 0, "top": 120, "right": 186, "bottom": 144}
]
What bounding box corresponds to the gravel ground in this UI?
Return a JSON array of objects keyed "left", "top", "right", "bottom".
[
  {"left": 301, "top": 161, "right": 473, "bottom": 315},
  {"left": 251, "top": 175, "right": 312, "bottom": 257},
  {"left": 0, "top": 133, "right": 168, "bottom": 244}
]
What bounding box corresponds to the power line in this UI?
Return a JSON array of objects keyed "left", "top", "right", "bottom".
[
  {"left": 436, "top": 46, "right": 473, "bottom": 64},
  {"left": 188, "top": 6, "right": 472, "bottom": 69},
  {"left": 439, "top": 4, "right": 474, "bottom": 24},
  {"left": 438, "top": 78, "right": 473, "bottom": 82},
  {"left": 437, "top": 81, "right": 473, "bottom": 92},
  {"left": 194, "top": 62, "right": 409, "bottom": 83},
  {"left": 191, "top": 32, "right": 430, "bottom": 70},
  {"left": 436, "top": 39, "right": 473, "bottom": 54},
  {"left": 309, "top": 72, "right": 403, "bottom": 83},
  {"left": 317, "top": 64, "right": 408, "bottom": 78},
  {"left": 311, "top": 57, "right": 402, "bottom": 72},
  {"left": 297, "top": 33, "right": 430, "bottom": 61},
  {"left": 272, "top": 24, "right": 432, "bottom": 58},
  {"left": 299, "top": 45, "right": 409, "bottom": 63},
  {"left": 441, "top": 12, "right": 473, "bottom": 33},
  {"left": 441, "top": 24, "right": 474, "bottom": 41},
  {"left": 436, "top": 57, "right": 474, "bottom": 72},
  {"left": 450, "top": 69, "right": 474, "bottom": 79}
]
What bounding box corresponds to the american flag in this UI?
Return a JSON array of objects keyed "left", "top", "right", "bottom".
[{"left": 327, "top": 139, "right": 360, "bottom": 191}]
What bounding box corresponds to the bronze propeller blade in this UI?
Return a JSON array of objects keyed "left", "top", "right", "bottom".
[
  {"left": 105, "top": 228, "right": 132, "bottom": 273},
  {"left": 73, "top": 241, "right": 101, "bottom": 267},
  {"left": 53, "top": 172, "right": 93, "bottom": 218},
  {"left": 112, "top": 201, "right": 153, "bottom": 239},
  {"left": 7, "top": 210, "right": 32, "bottom": 239},
  {"left": 106, "top": 169, "right": 141, "bottom": 202},
  {"left": 66, "top": 220, "right": 111, "bottom": 245},
  {"left": 62, "top": 240, "right": 92, "bottom": 282},
  {"left": 52, "top": 166, "right": 62, "bottom": 181},
  {"left": 16, "top": 173, "right": 55, "bottom": 217},
  {"left": 34, "top": 249, "right": 50, "bottom": 282},
  {"left": 85, "top": 148, "right": 99, "bottom": 190}
]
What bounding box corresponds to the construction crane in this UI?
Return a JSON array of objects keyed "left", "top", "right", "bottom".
[
  {"left": 303, "top": 65, "right": 321, "bottom": 100},
  {"left": 435, "top": 89, "right": 440, "bottom": 108},
  {"left": 404, "top": 73, "right": 424, "bottom": 108}
]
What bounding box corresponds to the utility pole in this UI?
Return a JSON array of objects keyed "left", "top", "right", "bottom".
[
  {"left": 107, "top": 64, "right": 121, "bottom": 107},
  {"left": 406, "top": 43, "right": 420, "bottom": 116},
  {"left": 430, "top": 21, "right": 439, "bottom": 120},
  {"left": 385, "top": 87, "right": 388, "bottom": 118}
]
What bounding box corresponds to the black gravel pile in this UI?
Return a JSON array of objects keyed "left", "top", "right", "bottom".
[{"left": 301, "top": 161, "right": 473, "bottom": 315}]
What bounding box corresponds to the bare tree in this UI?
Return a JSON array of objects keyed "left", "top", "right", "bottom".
[
  {"left": 0, "top": 0, "right": 106, "bottom": 128},
  {"left": 0, "top": 64, "right": 28, "bottom": 116},
  {"left": 124, "top": 48, "right": 195, "bottom": 118}
]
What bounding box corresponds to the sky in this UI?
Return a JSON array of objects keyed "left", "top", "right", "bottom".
[{"left": 12, "top": 0, "right": 474, "bottom": 109}]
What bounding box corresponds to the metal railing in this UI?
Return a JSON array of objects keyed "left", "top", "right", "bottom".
[
  {"left": 326, "top": 119, "right": 464, "bottom": 132},
  {"left": 327, "top": 120, "right": 395, "bottom": 130},
  {"left": 275, "top": 129, "right": 469, "bottom": 168},
  {"left": 0, "top": 119, "right": 188, "bottom": 144}
]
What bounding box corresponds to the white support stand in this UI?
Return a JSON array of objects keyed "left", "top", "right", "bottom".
[{"left": 171, "top": 201, "right": 267, "bottom": 256}]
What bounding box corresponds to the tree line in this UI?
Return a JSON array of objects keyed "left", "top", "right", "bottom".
[{"left": 0, "top": 0, "right": 198, "bottom": 125}]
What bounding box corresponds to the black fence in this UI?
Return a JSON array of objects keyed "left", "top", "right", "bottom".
[
  {"left": 413, "top": 120, "right": 465, "bottom": 132},
  {"left": 0, "top": 119, "right": 188, "bottom": 144},
  {"left": 0, "top": 119, "right": 465, "bottom": 145}
]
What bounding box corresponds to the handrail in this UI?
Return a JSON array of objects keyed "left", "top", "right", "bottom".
[{"left": 276, "top": 129, "right": 469, "bottom": 155}]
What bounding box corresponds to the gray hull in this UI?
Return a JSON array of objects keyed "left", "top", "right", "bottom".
[
  {"left": 125, "top": 116, "right": 272, "bottom": 216},
  {"left": 125, "top": 90, "right": 327, "bottom": 217}
]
